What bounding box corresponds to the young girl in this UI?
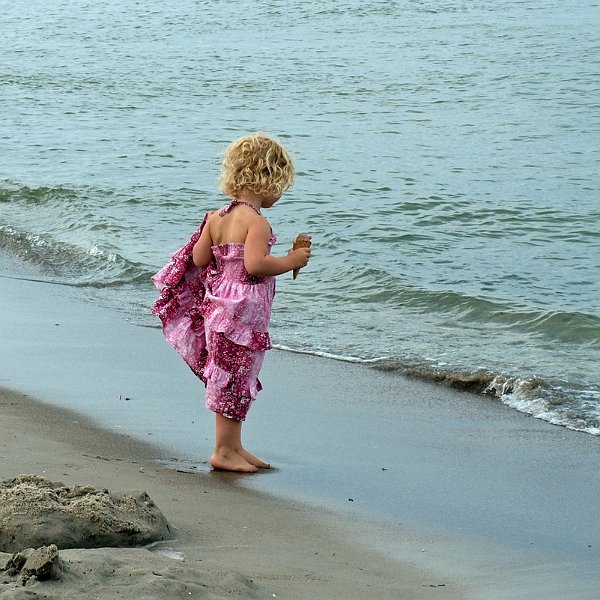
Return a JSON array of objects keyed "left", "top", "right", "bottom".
[{"left": 152, "top": 134, "right": 310, "bottom": 473}]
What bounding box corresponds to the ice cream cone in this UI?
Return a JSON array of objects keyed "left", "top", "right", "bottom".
[{"left": 292, "top": 233, "right": 311, "bottom": 279}]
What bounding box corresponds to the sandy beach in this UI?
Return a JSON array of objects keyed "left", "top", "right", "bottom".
[
  {"left": 1, "top": 255, "right": 599, "bottom": 599},
  {"left": 0, "top": 387, "right": 463, "bottom": 599}
]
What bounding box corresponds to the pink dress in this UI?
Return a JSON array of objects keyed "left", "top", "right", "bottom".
[{"left": 152, "top": 201, "right": 276, "bottom": 421}]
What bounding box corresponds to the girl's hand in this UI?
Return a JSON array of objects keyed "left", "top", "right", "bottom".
[{"left": 287, "top": 247, "right": 311, "bottom": 270}]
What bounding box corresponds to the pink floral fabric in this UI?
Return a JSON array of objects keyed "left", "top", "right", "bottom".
[
  {"left": 151, "top": 214, "right": 209, "bottom": 379},
  {"left": 151, "top": 205, "right": 276, "bottom": 421}
]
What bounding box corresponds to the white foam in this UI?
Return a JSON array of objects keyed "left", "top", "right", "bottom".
[
  {"left": 272, "top": 343, "right": 387, "bottom": 364},
  {"left": 88, "top": 245, "right": 118, "bottom": 262},
  {"left": 486, "top": 375, "right": 600, "bottom": 435}
]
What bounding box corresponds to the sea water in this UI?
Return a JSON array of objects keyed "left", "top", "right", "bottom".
[{"left": 1, "top": 0, "right": 599, "bottom": 433}]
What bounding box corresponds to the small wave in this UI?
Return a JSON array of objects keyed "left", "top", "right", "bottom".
[
  {"left": 0, "top": 223, "right": 150, "bottom": 288},
  {"left": 327, "top": 264, "right": 600, "bottom": 347},
  {"left": 486, "top": 375, "right": 600, "bottom": 436},
  {"left": 374, "top": 360, "right": 599, "bottom": 434},
  {"left": 373, "top": 359, "right": 599, "bottom": 435},
  {"left": 280, "top": 347, "right": 600, "bottom": 436},
  {"left": 0, "top": 182, "right": 80, "bottom": 206},
  {"left": 372, "top": 360, "right": 495, "bottom": 394},
  {"left": 276, "top": 340, "right": 495, "bottom": 396}
]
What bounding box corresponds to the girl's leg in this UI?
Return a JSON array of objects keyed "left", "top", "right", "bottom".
[
  {"left": 206, "top": 334, "right": 270, "bottom": 470},
  {"left": 210, "top": 414, "right": 271, "bottom": 471},
  {"left": 211, "top": 413, "right": 258, "bottom": 473}
]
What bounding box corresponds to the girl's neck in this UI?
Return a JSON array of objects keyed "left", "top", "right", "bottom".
[{"left": 234, "top": 191, "right": 263, "bottom": 214}]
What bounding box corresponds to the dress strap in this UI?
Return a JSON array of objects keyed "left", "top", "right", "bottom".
[{"left": 219, "top": 199, "right": 262, "bottom": 217}]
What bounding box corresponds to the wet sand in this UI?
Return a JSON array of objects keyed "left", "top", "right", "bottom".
[{"left": 1, "top": 253, "right": 599, "bottom": 598}]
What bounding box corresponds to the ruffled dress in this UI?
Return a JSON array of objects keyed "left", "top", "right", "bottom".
[{"left": 151, "top": 201, "right": 276, "bottom": 421}]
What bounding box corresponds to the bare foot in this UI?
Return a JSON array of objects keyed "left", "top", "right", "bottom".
[
  {"left": 210, "top": 451, "right": 258, "bottom": 473},
  {"left": 238, "top": 448, "right": 270, "bottom": 469}
]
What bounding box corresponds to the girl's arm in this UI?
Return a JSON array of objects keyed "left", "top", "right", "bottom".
[
  {"left": 244, "top": 220, "right": 310, "bottom": 277},
  {"left": 192, "top": 216, "right": 215, "bottom": 267}
]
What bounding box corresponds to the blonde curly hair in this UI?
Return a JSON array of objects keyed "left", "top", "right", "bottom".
[{"left": 219, "top": 133, "right": 295, "bottom": 198}]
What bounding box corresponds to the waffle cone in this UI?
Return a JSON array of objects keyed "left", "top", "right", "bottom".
[{"left": 292, "top": 233, "right": 311, "bottom": 279}]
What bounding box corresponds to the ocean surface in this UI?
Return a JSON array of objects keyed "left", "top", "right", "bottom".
[{"left": 1, "top": 0, "right": 599, "bottom": 434}]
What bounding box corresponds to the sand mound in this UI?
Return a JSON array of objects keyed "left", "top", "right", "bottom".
[
  {"left": 0, "top": 475, "right": 172, "bottom": 552},
  {"left": 0, "top": 477, "right": 265, "bottom": 598},
  {"left": 0, "top": 547, "right": 263, "bottom": 599}
]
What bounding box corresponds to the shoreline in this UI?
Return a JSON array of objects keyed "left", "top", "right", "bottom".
[{"left": 1, "top": 253, "right": 600, "bottom": 598}]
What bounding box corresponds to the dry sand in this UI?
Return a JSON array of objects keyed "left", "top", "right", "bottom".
[{"left": 0, "top": 387, "right": 465, "bottom": 599}]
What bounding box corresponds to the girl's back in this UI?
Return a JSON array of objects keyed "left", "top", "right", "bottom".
[{"left": 209, "top": 202, "right": 264, "bottom": 247}]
